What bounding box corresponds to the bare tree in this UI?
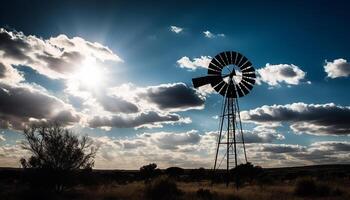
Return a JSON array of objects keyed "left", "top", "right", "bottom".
[{"left": 20, "top": 123, "right": 98, "bottom": 192}]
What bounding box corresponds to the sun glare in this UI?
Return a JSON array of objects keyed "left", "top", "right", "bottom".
[{"left": 72, "top": 58, "right": 105, "bottom": 88}]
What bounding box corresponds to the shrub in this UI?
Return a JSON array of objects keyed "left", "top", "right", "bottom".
[
  {"left": 140, "top": 163, "right": 162, "bottom": 182},
  {"left": 196, "top": 188, "right": 212, "bottom": 200},
  {"left": 294, "top": 178, "right": 318, "bottom": 196},
  {"left": 165, "top": 167, "right": 184, "bottom": 178},
  {"left": 144, "top": 176, "right": 182, "bottom": 200},
  {"left": 230, "top": 162, "right": 263, "bottom": 188},
  {"left": 294, "top": 177, "right": 339, "bottom": 197}
]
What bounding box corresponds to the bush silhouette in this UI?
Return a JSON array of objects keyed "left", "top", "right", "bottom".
[
  {"left": 140, "top": 163, "right": 161, "bottom": 182},
  {"left": 144, "top": 176, "right": 182, "bottom": 200},
  {"left": 230, "top": 162, "right": 263, "bottom": 188},
  {"left": 165, "top": 167, "right": 184, "bottom": 178},
  {"left": 20, "top": 123, "right": 97, "bottom": 192},
  {"left": 294, "top": 177, "right": 340, "bottom": 197}
]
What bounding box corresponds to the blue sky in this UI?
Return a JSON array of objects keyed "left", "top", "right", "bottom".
[{"left": 0, "top": 0, "right": 349, "bottom": 169}]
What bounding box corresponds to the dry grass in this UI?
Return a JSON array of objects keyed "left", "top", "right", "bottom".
[
  {"left": 1, "top": 180, "right": 349, "bottom": 200},
  {"left": 63, "top": 180, "right": 349, "bottom": 200}
]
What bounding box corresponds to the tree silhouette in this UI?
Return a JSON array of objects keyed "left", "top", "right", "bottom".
[
  {"left": 140, "top": 163, "right": 161, "bottom": 182},
  {"left": 20, "top": 123, "right": 97, "bottom": 192}
]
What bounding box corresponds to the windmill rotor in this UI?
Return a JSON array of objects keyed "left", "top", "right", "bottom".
[{"left": 192, "top": 51, "right": 256, "bottom": 98}]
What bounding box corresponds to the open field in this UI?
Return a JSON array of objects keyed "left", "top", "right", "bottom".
[{"left": 1, "top": 164, "right": 350, "bottom": 200}]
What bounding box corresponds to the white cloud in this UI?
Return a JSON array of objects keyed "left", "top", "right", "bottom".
[
  {"left": 90, "top": 130, "right": 214, "bottom": 169},
  {"left": 176, "top": 56, "right": 212, "bottom": 70},
  {"left": 0, "top": 144, "right": 29, "bottom": 167},
  {"left": 324, "top": 58, "right": 350, "bottom": 78},
  {"left": 0, "top": 28, "right": 121, "bottom": 80},
  {"left": 0, "top": 133, "right": 5, "bottom": 142},
  {"left": 170, "top": 26, "right": 183, "bottom": 34},
  {"left": 257, "top": 63, "right": 308, "bottom": 87},
  {"left": 203, "top": 30, "right": 225, "bottom": 38},
  {"left": 196, "top": 84, "right": 215, "bottom": 96}
]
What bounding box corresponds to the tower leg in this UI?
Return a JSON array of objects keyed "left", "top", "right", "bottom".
[
  {"left": 232, "top": 98, "right": 238, "bottom": 168},
  {"left": 214, "top": 97, "right": 227, "bottom": 170},
  {"left": 226, "top": 98, "right": 230, "bottom": 187}
]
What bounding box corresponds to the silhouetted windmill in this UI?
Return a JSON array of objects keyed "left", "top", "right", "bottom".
[{"left": 192, "top": 51, "right": 256, "bottom": 186}]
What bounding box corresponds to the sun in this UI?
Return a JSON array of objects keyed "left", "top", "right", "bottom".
[{"left": 72, "top": 58, "right": 105, "bottom": 88}]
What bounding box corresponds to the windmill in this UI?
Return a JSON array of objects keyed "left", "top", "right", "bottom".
[{"left": 192, "top": 51, "right": 256, "bottom": 186}]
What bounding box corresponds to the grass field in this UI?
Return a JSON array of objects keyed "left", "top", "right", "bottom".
[{"left": 7, "top": 180, "right": 347, "bottom": 200}]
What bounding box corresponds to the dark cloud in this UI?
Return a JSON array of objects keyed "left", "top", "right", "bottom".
[
  {"left": 242, "top": 102, "right": 350, "bottom": 135},
  {"left": 0, "top": 29, "right": 31, "bottom": 61},
  {"left": 244, "top": 131, "right": 284, "bottom": 143},
  {"left": 280, "top": 67, "right": 297, "bottom": 77},
  {"left": 34, "top": 51, "right": 83, "bottom": 75},
  {"left": 0, "top": 83, "right": 80, "bottom": 130},
  {"left": 138, "top": 83, "right": 205, "bottom": 111},
  {"left": 97, "top": 95, "right": 139, "bottom": 114},
  {"left": 151, "top": 131, "right": 201, "bottom": 150},
  {"left": 246, "top": 141, "right": 350, "bottom": 167},
  {"left": 0, "top": 63, "right": 6, "bottom": 78},
  {"left": 88, "top": 111, "right": 182, "bottom": 128},
  {"left": 123, "top": 140, "right": 146, "bottom": 149},
  {"left": 262, "top": 144, "right": 304, "bottom": 153}
]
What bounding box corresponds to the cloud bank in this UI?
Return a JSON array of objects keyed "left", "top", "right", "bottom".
[{"left": 242, "top": 102, "right": 350, "bottom": 135}]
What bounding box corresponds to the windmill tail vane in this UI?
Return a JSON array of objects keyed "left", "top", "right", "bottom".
[{"left": 192, "top": 51, "right": 256, "bottom": 186}]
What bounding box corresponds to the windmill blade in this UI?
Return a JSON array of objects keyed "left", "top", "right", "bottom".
[
  {"left": 236, "top": 83, "right": 245, "bottom": 97},
  {"left": 242, "top": 77, "right": 255, "bottom": 85},
  {"left": 240, "top": 61, "right": 252, "bottom": 70},
  {"left": 239, "top": 82, "right": 250, "bottom": 95},
  {"left": 234, "top": 53, "right": 243, "bottom": 66},
  {"left": 225, "top": 51, "right": 233, "bottom": 65},
  {"left": 241, "top": 66, "right": 255, "bottom": 73},
  {"left": 219, "top": 52, "right": 229, "bottom": 66},
  {"left": 192, "top": 76, "right": 220, "bottom": 88},
  {"left": 219, "top": 83, "right": 229, "bottom": 96},
  {"left": 208, "top": 62, "right": 222, "bottom": 74},
  {"left": 214, "top": 55, "right": 225, "bottom": 67},
  {"left": 208, "top": 66, "right": 221, "bottom": 75},
  {"left": 213, "top": 80, "right": 226, "bottom": 92},
  {"left": 240, "top": 59, "right": 250, "bottom": 69},
  {"left": 211, "top": 57, "right": 224, "bottom": 68},
  {"left": 233, "top": 52, "right": 239, "bottom": 64},
  {"left": 243, "top": 73, "right": 256, "bottom": 79},
  {"left": 238, "top": 56, "right": 248, "bottom": 67},
  {"left": 241, "top": 79, "right": 254, "bottom": 90}
]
